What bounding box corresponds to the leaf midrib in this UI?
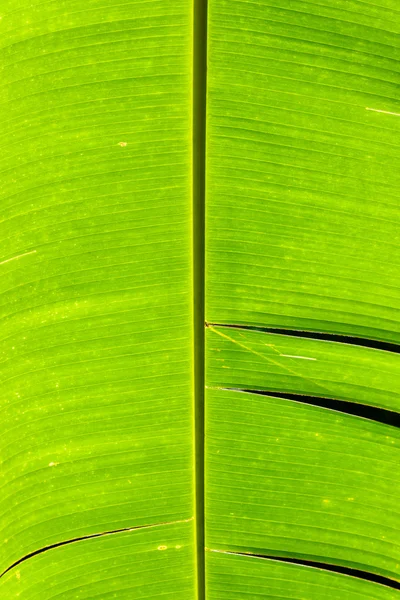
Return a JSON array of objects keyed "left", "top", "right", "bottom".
[{"left": 193, "top": 0, "right": 208, "bottom": 599}]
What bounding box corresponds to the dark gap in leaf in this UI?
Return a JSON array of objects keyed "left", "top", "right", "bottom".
[
  {"left": 206, "top": 322, "right": 400, "bottom": 354},
  {"left": 225, "top": 388, "right": 400, "bottom": 428},
  {"left": 221, "top": 551, "right": 400, "bottom": 590},
  {"left": 0, "top": 521, "right": 173, "bottom": 578}
]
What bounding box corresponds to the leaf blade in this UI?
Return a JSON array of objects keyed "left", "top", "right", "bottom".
[{"left": 0, "top": 0, "right": 195, "bottom": 586}]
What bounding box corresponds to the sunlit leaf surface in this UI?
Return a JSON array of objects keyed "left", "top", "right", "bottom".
[
  {"left": 208, "top": 551, "right": 399, "bottom": 600},
  {"left": 0, "top": 0, "right": 195, "bottom": 589},
  {"left": 206, "top": 0, "right": 400, "bottom": 595},
  {"left": 1, "top": 0, "right": 400, "bottom": 597}
]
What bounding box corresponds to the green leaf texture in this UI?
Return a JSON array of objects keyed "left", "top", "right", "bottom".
[
  {"left": 206, "top": 0, "right": 400, "bottom": 343},
  {"left": 206, "top": 0, "right": 400, "bottom": 595},
  {"left": 0, "top": 0, "right": 195, "bottom": 589},
  {"left": 0, "top": 522, "right": 195, "bottom": 599},
  {"left": 1, "top": 0, "right": 400, "bottom": 597},
  {"left": 206, "top": 385, "right": 400, "bottom": 579},
  {"left": 207, "top": 325, "right": 400, "bottom": 412},
  {"left": 207, "top": 551, "right": 400, "bottom": 600}
]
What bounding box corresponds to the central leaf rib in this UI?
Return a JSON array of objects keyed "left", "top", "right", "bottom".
[{"left": 193, "top": 0, "right": 208, "bottom": 599}]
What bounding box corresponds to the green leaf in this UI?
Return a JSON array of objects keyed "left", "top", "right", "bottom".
[
  {"left": 0, "top": 0, "right": 195, "bottom": 593},
  {"left": 206, "top": 325, "right": 400, "bottom": 412},
  {"left": 205, "top": 0, "right": 400, "bottom": 596},
  {"left": 206, "top": 0, "right": 400, "bottom": 343},
  {"left": 0, "top": 522, "right": 195, "bottom": 599},
  {"left": 1, "top": 0, "right": 400, "bottom": 598},
  {"left": 207, "top": 551, "right": 400, "bottom": 600},
  {"left": 206, "top": 387, "right": 400, "bottom": 578}
]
